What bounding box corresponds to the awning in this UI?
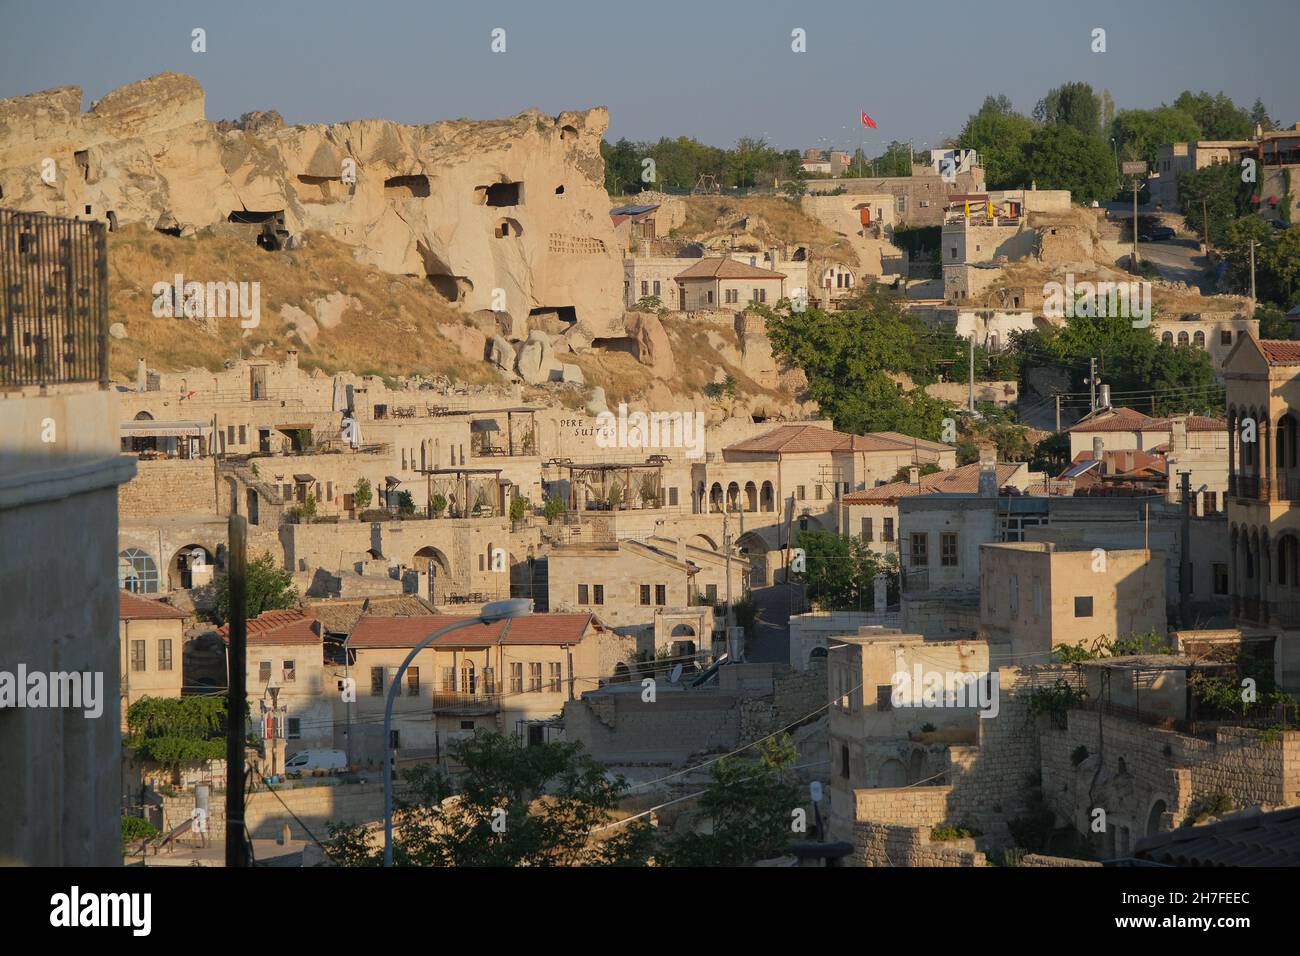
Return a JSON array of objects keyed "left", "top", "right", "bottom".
[
  {"left": 385, "top": 475, "right": 402, "bottom": 487},
  {"left": 120, "top": 421, "right": 212, "bottom": 439},
  {"left": 293, "top": 473, "right": 315, "bottom": 483},
  {"left": 277, "top": 423, "right": 313, "bottom": 431},
  {"left": 470, "top": 420, "right": 501, "bottom": 433}
]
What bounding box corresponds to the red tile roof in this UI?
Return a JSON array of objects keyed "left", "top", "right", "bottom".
[
  {"left": 1259, "top": 340, "right": 1300, "bottom": 365},
  {"left": 1065, "top": 407, "right": 1225, "bottom": 434},
  {"left": 119, "top": 591, "right": 186, "bottom": 621},
  {"left": 219, "top": 608, "right": 320, "bottom": 646},
  {"left": 674, "top": 257, "right": 786, "bottom": 280},
  {"left": 726, "top": 424, "right": 951, "bottom": 455},
  {"left": 843, "top": 462, "right": 1023, "bottom": 503},
  {"left": 346, "top": 613, "right": 594, "bottom": 649}
]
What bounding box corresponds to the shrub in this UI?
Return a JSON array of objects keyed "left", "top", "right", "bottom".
[{"left": 122, "top": 815, "right": 160, "bottom": 852}]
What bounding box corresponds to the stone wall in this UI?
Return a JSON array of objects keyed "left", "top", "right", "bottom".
[
  {"left": 563, "top": 688, "right": 741, "bottom": 765},
  {"left": 850, "top": 820, "right": 986, "bottom": 867},
  {"left": 118, "top": 457, "right": 217, "bottom": 517},
  {"left": 1020, "top": 853, "right": 1102, "bottom": 867},
  {"left": 161, "top": 780, "right": 403, "bottom": 840}
]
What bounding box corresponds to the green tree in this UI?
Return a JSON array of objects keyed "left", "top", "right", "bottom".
[
  {"left": 660, "top": 735, "right": 800, "bottom": 867},
  {"left": 509, "top": 494, "right": 531, "bottom": 522},
  {"left": 1034, "top": 82, "right": 1102, "bottom": 135},
  {"left": 795, "top": 529, "right": 897, "bottom": 611},
  {"left": 1173, "top": 90, "right": 1253, "bottom": 141},
  {"left": 957, "top": 100, "right": 1036, "bottom": 189},
  {"left": 1249, "top": 98, "right": 1275, "bottom": 133},
  {"left": 353, "top": 476, "right": 373, "bottom": 512},
  {"left": 212, "top": 551, "right": 298, "bottom": 626},
  {"left": 1021, "top": 124, "right": 1118, "bottom": 204},
  {"left": 1110, "top": 106, "right": 1202, "bottom": 169},
  {"left": 543, "top": 493, "right": 566, "bottom": 522},
  {"left": 325, "top": 733, "right": 653, "bottom": 866},
  {"left": 125, "top": 696, "right": 233, "bottom": 770},
  {"left": 1177, "top": 162, "right": 1254, "bottom": 246}
]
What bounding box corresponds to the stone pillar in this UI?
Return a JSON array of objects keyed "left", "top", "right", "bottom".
[
  {"left": 1265, "top": 419, "right": 1276, "bottom": 501},
  {"left": 1228, "top": 410, "right": 1237, "bottom": 496}
]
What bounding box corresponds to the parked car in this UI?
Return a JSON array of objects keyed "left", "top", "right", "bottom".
[
  {"left": 284, "top": 749, "right": 347, "bottom": 774},
  {"left": 1148, "top": 226, "right": 1176, "bottom": 240}
]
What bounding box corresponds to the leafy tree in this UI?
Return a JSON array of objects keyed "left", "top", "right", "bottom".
[
  {"left": 325, "top": 733, "right": 654, "bottom": 866},
  {"left": 1177, "top": 162, "right": 1254, "bottom": 246},
  {"left": 1110, "top": 106, "right": 1202, "bottom": 169},
  {"left": 509, "top": 495, "right": 531, "bottom": 522},
  {"left": 212, "top": 551, "right": 298, "bottom": 626},
  {"left": 957, "top": 100, "right": 1036, "bottom": 189},
  {"left": 430, "top": 492, "right": 448, "bottom": 516},
  {"left": 122, "top": 815, "right": 160, "bottom": 851},
  {"left": 794, "top": 529, "right": 897, "bottom": 611},
  {"left": 660, "top": 735, "right": 801, "bottom": 866},
  {"left": 125, "top": 696, "right": 233, "bottom": 770},
  {"left": 1034, "top": 82, "right": 1102, "bottom": 135},
  {"left": 1021, "top": 124, "right": 1118, "bottom": 204},
  {"left": 761, "top": 290, "right": 950, "bottom": 438},
  {"left": 890, "top": 462, "right": 941, "bottom": 483},
  {"left": 1249, "top": 98, "right": 1275, "bottom": 133},
  {"left": 543, "top": 493, "right": 566, "bottom": 522},
  {"left": 353, "top": 477, "right": 373, "bottom": 512},
  {"left": 1173, "top": 90, "right": 1253, "bottom": 141}
]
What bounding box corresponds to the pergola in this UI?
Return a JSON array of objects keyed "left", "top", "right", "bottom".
[
  {"left": 467, "top": 406, "right": 540, "bottom": 457},
  {"left": 418, "top": 465, "right": 507, "bottom": 517},
  {"left": 550, "top": 456, "right": 669, "bottom": 511}
]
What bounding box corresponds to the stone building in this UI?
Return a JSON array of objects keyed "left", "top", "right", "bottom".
[
  {"left": 119, "top": 590, "right": 187, "bottom": 724},
  {"left": 342, "top": 612, "right": 630, "bottom": 761},
  {"left": 673, "top": 257, "right": 786, "bottom": 313}
]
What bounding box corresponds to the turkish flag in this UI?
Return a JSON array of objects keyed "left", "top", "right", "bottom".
[{"left": 860, "top": 111, "right": 877, "bottom": 129}]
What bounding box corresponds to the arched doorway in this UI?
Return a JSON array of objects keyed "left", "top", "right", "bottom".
[
  {"left": 1145, "top": 799, "right": 1168, "bottom": 836},
  {"left": 414, "top": 546, "right": 451, "bottom": 604},
  {"left": 670, "top": 623, "right": 698, "bottom": 671},
  {"left": 760, "top": 481, "right": 775, "bottom": 512},
  {"left": 169, "top": 544, "right": 215, "bottom": 591},
  {"left": 744, "top": 481, "right": 758, "bottom": 512},
  {"left": 737, "top": 531, "right": 769, "bottom": 587},
  {"left": 878, "top": 758, "right": 906, "bottom": 787}
]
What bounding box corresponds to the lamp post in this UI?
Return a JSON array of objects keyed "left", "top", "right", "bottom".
[{"left": 383, "top": 598, "right": 533, "bottom": 866}]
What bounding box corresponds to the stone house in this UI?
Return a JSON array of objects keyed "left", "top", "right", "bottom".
[
  {"left": 978, "top": 542, "right": 1167, "bottom": 660},
  {"left": 119, "top": 590, "right": 187, "bottom": 725},
  {"left": 219, "top": 608, "right": 336, "bottom": 764},
  {"left": 342, "top": 612, "right": 631, "bottom": 761},
  {"left": 673, "top": 257, "right": 785, "bottom": 313}
]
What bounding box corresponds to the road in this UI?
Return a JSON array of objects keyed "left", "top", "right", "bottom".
[
  {"left": 744, "top": 583, "right": 803, "bottom": 664},
  {"left": 1135, "top": 238, "right": 1212, "bottom": 292}
]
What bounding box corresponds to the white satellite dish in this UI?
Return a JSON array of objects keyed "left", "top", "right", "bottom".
[{"left": 669, "top": 663, "right": 684, "bottom": 684}]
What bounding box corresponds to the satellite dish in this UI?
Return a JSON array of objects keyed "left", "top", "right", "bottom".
[{"left": 669, "top": 663, "right": 684, "bottom": 684}]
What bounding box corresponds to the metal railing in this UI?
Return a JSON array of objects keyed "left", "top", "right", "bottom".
[
  {"left": 1, "top": 209, "right": 109, "bottom": 388},
  {"left": 429, "top": 691, "right": 503, "bottom": 714}
]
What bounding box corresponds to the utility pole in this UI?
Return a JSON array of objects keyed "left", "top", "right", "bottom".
[
  {"left": 1055, "top": 394, "right": 1061, "bottom": 432},
  {"left": 1179, "top": 471, "right": 1192, "bottom": 629},
  {"left": 723, "top": 505, "right": 736, "bottom": 659},
  {"left": 225, "top": 514, "right": 249, "bottom": 868},
  {"left": 1132, "top": 178, "right": 1140, "bottom": 265},
  {"left": 1090, "top": 357, "right": 1098, "bottom": 414},
  {"left": 1249, "top": 238, "right": 1258, "bottom": 305},
  {"left": 968, "top": 334, "right": 975, "bottom": 414},
  {"left": 1201, "top": 197, "right": 1211, "bottom": 253}
]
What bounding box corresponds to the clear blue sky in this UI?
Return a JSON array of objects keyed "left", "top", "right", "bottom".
[{"left": 1, "top": 0, "right": 1296, "bottom": 154}]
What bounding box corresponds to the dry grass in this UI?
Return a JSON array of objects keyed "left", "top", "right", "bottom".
[
  {"left": 105, "top": 226, "right": 502, "bottom": 385},
  {"left": 672, "top": 195, "right": 850, "bottom": 259}
]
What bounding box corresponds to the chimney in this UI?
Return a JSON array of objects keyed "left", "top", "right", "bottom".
[
  {"left": 1171, "top": 416, "right": 1187, "bottom": 451},
  {"left": 1093, "top": 437, "right": 1105, "bottom": 472},
  {"left": 909, "top": 465, "right": 920, "bottom": 485},
  {"left": 1099, "top": 384, "right": 1111, "bottom": 409},
  {"left": 136, "top": 357, "right": 147, "bottom": 392},
  {"left": 977, "top": 443, "right": 998, "bottom": 497},
  {"left": 285, "top": 348, "right": 299, "bottom": 371}
]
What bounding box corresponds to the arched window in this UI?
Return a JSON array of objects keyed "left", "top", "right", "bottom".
[
  {"left": 1177, "top": 331, "right": 1189, "bottom": 346},
  {"left": 119, "top": 548, "right": 159, "bottom": 593},
  {"left": 1193, "top": 330, "right": 1205, "bottom": 349},
  {"left": 460, "top": 660, "right": 476, "bottom": 695},
  {"left": 1161, "top": 331, "right": 1173, "bottom": 345}
]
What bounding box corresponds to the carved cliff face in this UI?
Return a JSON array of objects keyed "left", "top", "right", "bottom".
[{"left": 0, "top": 72, "right": 623, "bottom": 332}]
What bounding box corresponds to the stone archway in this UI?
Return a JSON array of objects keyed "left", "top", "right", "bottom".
[{"left": 414, "top": 545, "right": 452, "bottom": 604}]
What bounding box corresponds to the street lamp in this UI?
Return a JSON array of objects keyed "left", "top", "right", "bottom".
[{"left": 383, "top": 597, "right": 533, "bottom": 866}]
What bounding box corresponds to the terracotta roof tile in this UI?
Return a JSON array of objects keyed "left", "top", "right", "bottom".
[
  {"left": 726, "top": 424, "right": 953, "bottom": 455},
  {"left": 1259, "top": 340, "right": 1300, "bottom": 365},
  {"left": 219, "top": 607, "right": 320, "bottom": 646},
  {"left": 346, "top": 613, "right": 594, "bottom": 649},
  {"left": 1065, "top": 407, "right": 1225, "bottom": 434},
  {"left": 843, "top": 462, "right": 1022, "bottom": 502},
  {"left": 119, "top": 591, "right": 186, "bottom": 620},
  {"left": 674, "top": 257, "right": 786, "bottom": 280}
]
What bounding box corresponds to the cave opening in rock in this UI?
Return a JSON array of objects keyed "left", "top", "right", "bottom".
[
  {"left": 528, "top": 306, "right": 577, "bottom": 327},
  {"left": 484, "top": 181, "right": 523, "bottom": 207},
  {"left": 384, "top": 175, "right": 431, "bottom": 199},
  {"left": 494, "top": 218, "right": 523, "bottom": 238},
  {"left": 428, "top": 274, "right": 473, "bottom": 304}
]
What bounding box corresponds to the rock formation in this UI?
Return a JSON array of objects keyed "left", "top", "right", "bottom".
[{"left": 0, "top": 72, "right": 624, "bottom": 335}]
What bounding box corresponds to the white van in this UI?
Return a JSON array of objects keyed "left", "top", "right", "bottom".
[{"left": 284, "top": 749, "right": 347, "bottom": 774}]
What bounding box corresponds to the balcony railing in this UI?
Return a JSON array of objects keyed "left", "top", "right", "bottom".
[
  {"left": 1, "top": 209, "right": 109, "bottom": 388},
  {"left": 429, "top": 691, "right": 503, "bottom": 715},
  {"left": 1229, "top": 474, "right": 1262, "bottom": 500}
]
